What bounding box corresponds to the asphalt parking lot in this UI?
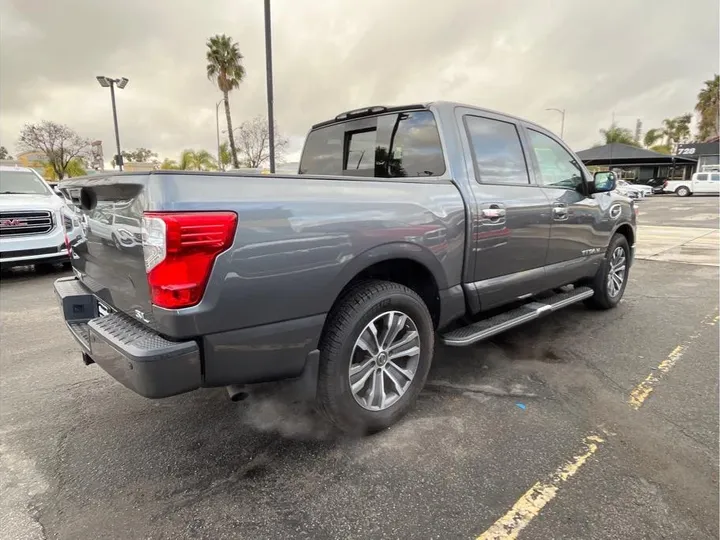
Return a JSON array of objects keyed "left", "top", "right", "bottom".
[{"left": 1, "top": 194, "right": 718, "bottom": 540}]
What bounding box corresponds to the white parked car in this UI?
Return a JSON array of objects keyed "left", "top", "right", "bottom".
[
  {"left": 665, "top": 172, "right": 720, "bottom": 197},
  {"left": 0, "top": 165, "right": 82, "bottom": 270},
  {"left": 615, "top": 179, "right": 652, "bottom": 199}
]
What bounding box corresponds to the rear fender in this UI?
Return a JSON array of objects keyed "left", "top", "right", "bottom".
[{"left": 327, "top": 242, "right": 449, "bottom": 304}]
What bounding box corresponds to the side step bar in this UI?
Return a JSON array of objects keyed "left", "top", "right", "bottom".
[{"left": 441, "top": 286, "right": 594, "bottom": 347}]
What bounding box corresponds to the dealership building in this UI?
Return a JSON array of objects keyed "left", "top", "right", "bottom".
[{"left": 675, "top": 140, "right": 720, "bottom": 173}]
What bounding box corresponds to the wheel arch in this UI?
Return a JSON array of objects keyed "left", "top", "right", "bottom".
[{"left": 326, "top": 243, "right": 447, "bottom": 328}]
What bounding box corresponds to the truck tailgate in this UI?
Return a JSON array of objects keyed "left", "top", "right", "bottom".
[{"left": 63, "top": 177, "right": 153, "bottom": 324}]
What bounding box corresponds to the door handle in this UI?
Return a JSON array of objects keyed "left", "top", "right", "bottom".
[
  {"left": 552, "top": 204, "right": 569, "bottom": 221},
  {"left": 481, "top": 206, "right": 506, "bottom": 219}
]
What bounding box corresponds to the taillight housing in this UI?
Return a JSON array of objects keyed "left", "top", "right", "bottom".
[{"left": 142, "top": 211, "right": 238, "bottom": 309}]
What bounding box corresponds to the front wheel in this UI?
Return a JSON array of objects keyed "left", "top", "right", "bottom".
[
  {"left": 316, "top": 280, "right": 435, "bottom": 434},
  {"left": 676, "top": 186, "right": 690, "bottom": 197},
  {"left": 585, "top": 234, "right": 630, "bottom": 310}
]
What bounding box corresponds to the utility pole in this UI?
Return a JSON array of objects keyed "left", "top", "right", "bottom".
[
  {"left": 546, "top": 108, "right": 565, "bottom": 139},
  {"left": 264, "top": 0, "right": 276, "bottom": 173}
]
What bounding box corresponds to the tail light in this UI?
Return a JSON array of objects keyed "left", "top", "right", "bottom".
[
  {"left": 663, "top": 180, "right": 668, "bottom": 188},
  {"left": 142, "top": 212, "right": 238, "bottom": 309}
]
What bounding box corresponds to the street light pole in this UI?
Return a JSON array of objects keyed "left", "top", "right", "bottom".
[
  {"left": 215, "top": 98, "right": 224, "bottom": 170},
  {"left": 97, "top": 76, "right": 128, "bottom": 171},
  {"left": 109, "top": 83, "right": 122, "bottom": 171},
  {"left": 546, "top": 107, "right": 566, "bottom": 139},
  {"left": 263, "top": 0, "right": 276, "bottom": 173}
]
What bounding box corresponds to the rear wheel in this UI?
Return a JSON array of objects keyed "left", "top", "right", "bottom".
[
  {"left": 585, "top": 234, "right": 629, "bottom": 310},
  {"left": 676, "top": 186, "right": 690, "bottom": 197},
  {"left": 316, "top": 280, "right": 434, "bottom": 434}
]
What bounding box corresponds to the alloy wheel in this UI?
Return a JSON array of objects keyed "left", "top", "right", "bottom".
[
  {"left": 607, "top": 246, "right": 626, "bottom": 298},
  {"left": 349, "top": 310, "right": 421, "bottom": 411}
]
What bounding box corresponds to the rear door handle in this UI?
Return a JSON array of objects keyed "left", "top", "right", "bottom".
[{"left": 481, "top": 207, "right": 506, "bottom": 219}]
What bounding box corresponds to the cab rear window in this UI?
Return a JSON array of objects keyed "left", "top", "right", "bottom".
[{"left": 299, "top": 110, "right": 446, "bottom": 178}]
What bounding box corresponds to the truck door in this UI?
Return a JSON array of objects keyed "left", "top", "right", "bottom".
[
  {"left": 459, "top": 111, "right": 552, "bottom": 310},
  {"left": 692, "top": 173, "right": 713, "bottom": 193},
  {"left": 710, "top": 173, "right": 720, "bottom": 193},
  {"left": 523, "top": 125, "right": 608, "bottom": 286}
]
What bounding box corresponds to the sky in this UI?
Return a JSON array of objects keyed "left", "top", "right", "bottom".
[{"left": 0, "top": 0, "right": 718, "bottom": 166}]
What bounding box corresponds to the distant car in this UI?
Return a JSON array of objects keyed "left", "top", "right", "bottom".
[
  {"left": 665, "top": 172, "right": 720, "bottom": 197},
  {"left": 645, "top": 178, "right": 668, "bottom": 194},
  {"left": 615, "top": 180, "right": 650, "bottom": 199}
]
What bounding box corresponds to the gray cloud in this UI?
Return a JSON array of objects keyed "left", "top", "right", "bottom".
[{"left": 1, "top": 0, "right": 717, "bottom": 164}]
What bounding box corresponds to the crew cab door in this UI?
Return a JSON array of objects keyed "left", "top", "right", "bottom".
[
  {"left": 692, "top": 172, "right": 718, "bottom": 193},
  {"left": 458, "top": 110, "right": 552, "bottom": 309},
  {"left": 522, "top": 125, "right": 608, "bottom": 285}
]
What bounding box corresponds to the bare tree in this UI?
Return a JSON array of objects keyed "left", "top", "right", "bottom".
[
  {"left": 234, "top": 116, "right": 288, "bottom": 169},
  {"left": 17, "top": 121, "right": 91, "bottom": 180}
]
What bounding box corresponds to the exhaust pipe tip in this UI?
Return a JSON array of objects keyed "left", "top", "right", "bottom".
[{"left": 226, "top": 384, "right": 249, "bottom": 402}]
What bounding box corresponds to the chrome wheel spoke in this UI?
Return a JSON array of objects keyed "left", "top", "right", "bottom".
[
  {"left": 381, "top": 312, "right": 406, "bottom": 349},
  {"left": 350, "top": 357, "right": 375, "bottom": 378},
  {"left": 376, "top": 370, "right": 386, "bottom": 409},
  {"left": 366, "top": 322, "right": 381, "bottom": 354},
  {"left": 389, "top": 345, "right": 419, "bottom": 361},
  {"left": 387, "top": 330, "right": 418, "bottom": 353},
  {"left": 384, "top": 367, "right": 405, "bottom": 395},
  {"left": 388, "top": 360, "right": 414, "bottom": 381},
  {"left": 350, "top": 364, "right": 375, "bottom": 394}
]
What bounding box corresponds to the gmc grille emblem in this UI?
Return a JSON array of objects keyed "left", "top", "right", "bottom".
[{"left": 0, "top": 218, "right": 26, "bottom": 227}]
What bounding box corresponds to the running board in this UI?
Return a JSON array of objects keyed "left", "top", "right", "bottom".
[{"left": 441, "top": 286, "right": 594, "bottom": 347}]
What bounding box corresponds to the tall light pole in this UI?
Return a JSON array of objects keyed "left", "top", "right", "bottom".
[
  {"left": 264, "top": 0, "right": 276, "bottom": 173},
  {"left": 546, "top": 107, "right": 565, "bottom": 139},
  {"left": 215, "top": 98, "right": 225, "bottom": 170},
  {"left": 96, "top": 76, "right": 128, "bottom": 171}
]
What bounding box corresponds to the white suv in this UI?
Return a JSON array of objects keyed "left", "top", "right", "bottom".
[{"left": 0, "top": 165, "right": 82, "bottom": 270}]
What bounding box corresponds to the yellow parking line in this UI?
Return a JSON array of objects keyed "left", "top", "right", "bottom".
[
  {"left": 628, "top": 309, "right": 718, "bottom": 410},
  {"left": 476, "top": 434, "right": 605, "bottom": 540},
  {"left": 628, "top": 345, "right": 685, "bottom": 409}
]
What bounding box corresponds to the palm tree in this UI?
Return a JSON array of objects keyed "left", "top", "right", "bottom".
[
  {"left": 179, "top": 149, "right": 217, "bottom": 171},
  {"left": 218, "top": 141, "right": 232, "bottom": 171},
  {"left": 696, "top": 74, "right": 719, "bottom": 141},
  {"left": 206, "top": 34, "right": 245, "bottom": 169},
  {"left": 643, "top": 128, "right": 663, "bottom": 148},
  {"left": 599, "top": 124, "right": 638, "bottom": 146}
]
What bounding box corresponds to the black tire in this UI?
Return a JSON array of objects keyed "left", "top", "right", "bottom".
[
  {"left": 584, "top": 234, "right": 630, "bottom": 310},
  {"left": 35, "top": 263, "right": 56, "bottom": 274},
  {"left": 676, "top": 186, "right": 690, "bottom": 197},
  {"left": 316, "top": 280, "right": 435, "bottom": 434}
]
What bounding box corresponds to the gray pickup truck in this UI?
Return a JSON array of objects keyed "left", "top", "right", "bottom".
[{"left": 55, "top": 101, "right": 636, "bottom": 433}]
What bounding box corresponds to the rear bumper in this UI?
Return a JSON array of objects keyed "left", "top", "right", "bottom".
[{"left": 54, "top": 277, "right": 202, "bottom": 398}]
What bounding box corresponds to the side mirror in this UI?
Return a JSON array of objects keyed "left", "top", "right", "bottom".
[{"left": 592, "top": 171, "right": 616, "bottom": 193}]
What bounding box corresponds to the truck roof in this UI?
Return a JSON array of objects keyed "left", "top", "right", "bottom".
[{"left": 312, "top": 100, "right": 549, "bottom": 133}]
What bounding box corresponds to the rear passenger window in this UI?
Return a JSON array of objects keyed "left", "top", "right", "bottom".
[
  {"left": 299, "top": 110, "right": 445, "bottom": 178},
  {"left": 711, "top": 173, "right": 720, "bottom": 181},
  {"left": 464, "top": 115, "right": 530, "bottom": 185}
]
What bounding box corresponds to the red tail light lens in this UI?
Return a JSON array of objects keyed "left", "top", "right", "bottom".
[{"left": 142, "top": 212, "right": 237, "bottom": 309}]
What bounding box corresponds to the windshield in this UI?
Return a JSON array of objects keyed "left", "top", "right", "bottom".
[{"left": 0, "top": 170, "right": 52, "bottom": 195}]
